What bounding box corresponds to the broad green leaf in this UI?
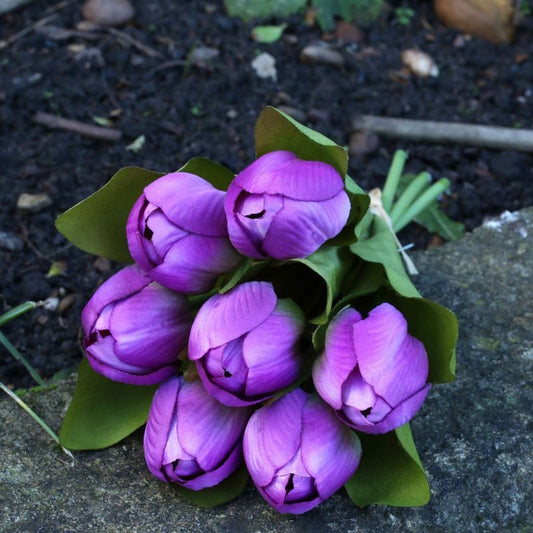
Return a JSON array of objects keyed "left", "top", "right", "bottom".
[
  {"left": 56, "top": 167, "right": 163, "bottom": 262},
  {"left": 178, "top": 157, "right": 235, "bottom": 192},
  {"left": 312, "top": 0, "right": 384, "bottom": 31},
  {"left": 345, "top": 423, "right": 429, "bottom": 507},
  {"left": 375, "top": 287, "right": 458, "bottom": 383},
  {"left": 351, "top": 217, "right": 420, "bottom": 298},
  {"left": 172, "top": 465, "right": 249, "bottom": 508},
  {"left": 255, "top": 106, "right": 348, "bottom": 179},
  {"left": 60, "top": 359, "right": 157, "bottom": 450},
  {"left": 224, "top": 0, "right": 306, "bottom": 22},
  {"left": 251, "top": 23, "right": 287, "bottom": 43},
  {"left": 292, "top": 245, "right": 355, "bottom": 324},
  {"left": 415, "top": 204, "right": 465, "bottom": 241}
]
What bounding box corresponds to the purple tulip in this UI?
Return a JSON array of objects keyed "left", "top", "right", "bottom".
[
  {"left": 243, "top": 388, "right": 361, "bottom": 514},
  {"left": 313, "top": 303, "right": 430, "bottom": 434},
  {"left": 126, "top": 171, "right": 242, "bottom": 294},
  {"left": 224, "top": 150, "right": 350, "bottom": 260},
  {"left": 82, "top": 265, "right": 191, "bottom": 385},
  {"left": 144, "top": 376, "right": 250, "bottom": 490},
  {"left": 188, "top": 281, "right": 305, "bottom": 407}
]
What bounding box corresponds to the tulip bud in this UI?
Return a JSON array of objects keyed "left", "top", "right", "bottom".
[
  {"left": 126, "top": 171, "right": 242, "bottom": 294},
  {"left": 188, "top": 281, "right": 305, "bottom": 407},
  {"left": 243, "top": 388, "right": 361, "bottom": 514},
  {"left": 144, "top": 376, "right": 250, "bottom": 490},
  {"left": 224, "top": 150, "right": 350, "bottom": 260},
  {"left": 313, "top": 303, "right": 430, "bottom": 434},
  {"left": 82, "top": 265, "right": 191, "bottom": 385}
]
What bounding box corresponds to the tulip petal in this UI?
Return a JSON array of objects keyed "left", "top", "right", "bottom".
[
  {"left": 301, "top": 395, "right": 361, "bottom": 499},
  {"left": 177, "top": 380, "right": 248, "bottom": 473},
  {"left": 234, "top": 151, "right": 344, "bottom": 201},
  {"left": 148, "top": 233, "right": 240, "bottom": 294},
  {"left": 189, "top": 281, "right": 277, "bottom": 359},
  {"left": 144, "top": 172, "right": 229, "bottom": 237},
  {"left": 144, "top": 377, "right": 181, "bottom": 482},
  {"left": 341, "top": 367, "right": 377, "bottom": 411},
  {"left": 354, "top": 303, "right": 429, "bottom": 407},
  {"left": 313, "top": 308, "right": 362, "bottom": 409},
  {"left": 243, "top": 389, "right": 306, "bottom": 488},
  {"left": 145, "top": 210, "right": 188, "bottom": 258},
  {"left": 81, "top": 266, "right": 149, "bottom": 334},
  {"left": 110, "top": 284, "right": 190, "bottom": 367},
  {"left": 242, "top": 299, "right": 304, "bottom": 396},
  {"left": 261, "top": 192, "right": 350, "bottom": 259}
]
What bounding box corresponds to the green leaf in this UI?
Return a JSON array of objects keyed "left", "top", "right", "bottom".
[
  {"left": 345, "top": 423, "right": 429, "bottom": 507},
  {"left": 251, "top": 23, "right": 287, "bottom": 43},
  {"left": 59, "top": 359, "right": 157, "bottom": 450},
  {"left": 224, "top": 0, "right": 306, "bottom": 22},
  {"left": 292, "top": 245, "right": 355, "bottom": 324},
  {"left": 254, "top": 106, "right": 348, "bottom": 179},
  {"left": 172, "top": 464, "right": 249, "bottom": 508},
  {"left": 375, "top": 287, "right": 458, "bottom": 383},
  {"left": 351, "top": 216, "right": 420, "bottom": 298},
  {"left": 414, "top": 204, "right": 465, "bottom": 241},
  {"left": 178, "top": 157, "right": 235, "bottom": 192},
  {"left": 311, "top": 0, "right": 384, "bottom": 31},
  {"left": 56, "top": 166, "right": 163, "bottom": 262}
]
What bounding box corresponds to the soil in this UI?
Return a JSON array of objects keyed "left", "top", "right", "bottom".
[{"left": 1, "top": 0, "right": 532, "bottom": 388}]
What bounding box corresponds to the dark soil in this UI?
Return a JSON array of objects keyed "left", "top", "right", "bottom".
[{"left": 1, "top": 0, "right": 532, "bottom": 388}]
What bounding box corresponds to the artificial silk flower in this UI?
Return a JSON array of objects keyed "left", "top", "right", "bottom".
[
  {"left": 82, "top": 265, "right": 191, "bottom": 385},
  {"left": 144, "top": 376, "right": 251, "bottom": 490},
  {"left": 224, "top": 150, "right": 350, "bottom": 260},
  {"left": 127, "top": 171, "right": 241, "bottom": 294},
  {"left": 188, "top": 281, "right": 305, "bottom": 407},
  {"left": 313, "top": 303, "right": 430, "bottom": 434},
  {"left": 243, "top": 388, "right": 361, "bottom": 514}
]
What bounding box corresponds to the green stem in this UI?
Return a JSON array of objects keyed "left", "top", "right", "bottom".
[
  {"left": 394, "top": 178, "right": 451, "bottom": 233},
  {"left": 390, "top": 172, "right": 431, "bottom": 226},
  {"left": 381, "top": 150, "right": 408, "bottom": 212},
  {"left": 0, "top": 330, "right": 46, "bottom": 387},
  {"left": 0, "top": 301, "right": 38, "bottom": 327},
  {"left": 0, "top": 381, "right": 74, "bottom": 463}
]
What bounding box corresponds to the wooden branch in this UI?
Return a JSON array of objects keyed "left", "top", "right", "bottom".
[
  {"left": 352, "top": 115, "right": 533, "bottom": 153},
  {"left": 33, "top": 112, "right": 122, "bottom": 142}
]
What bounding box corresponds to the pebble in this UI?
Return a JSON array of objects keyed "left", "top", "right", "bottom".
[
  {"left": 93, "top": 256, "right": 112, "bottom": 273},
  {"left": 0, "top": 230, "right": 24, "bottom": 251},
  {"left": 251, "top": 53, "right": 277, "bottom": 82},
  {"left": 401, "top": 49, "right": 439, "bottom": 78},
  {"left": 17, "top": 193, "right": 52, "bottom": 212},
  {"left": 300, "top": 44, "right": 345, "bottom": 67},
  {"left": 58, "top": 294, "right": 77, "bottom": 314},
  {"left": 82, "top": 0, "right": 134, "bottom": 26},
  {"left": 189, "top": 46, "right": 219, "bottom": 67},
  {"left": 349, "top": 130, "right": 380, "bottom": 158}
]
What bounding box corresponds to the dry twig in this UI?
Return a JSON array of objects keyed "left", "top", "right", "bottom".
[
  {"left": 33, "top": 112, "right": 122, "bottom": 142},
  {"left": 352, "top": 115, "right": 533, "bottom": 153}
]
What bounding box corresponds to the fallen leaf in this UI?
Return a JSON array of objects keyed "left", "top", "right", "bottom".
[
  {"left": 125, "top": 135, "right": 145, "bottom": 153},
  {"left": 251, "top": 23, "right": 287, "bottom": 44},
  {"left": 434, "top": 0, "right": 515, "bottom": 44}
]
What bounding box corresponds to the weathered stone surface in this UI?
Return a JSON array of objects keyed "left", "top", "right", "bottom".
[{"left": 1, "top": 208, "right": 532, "bottom": 533}]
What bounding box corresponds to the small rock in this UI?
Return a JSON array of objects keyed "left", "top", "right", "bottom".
[
  {"left": 58, "top": 294, "right": 77, "bottom": 314},
  {"left": 189, "top": 46, "right": 219, "bottom": 67},
  {"left": 93, "top": 256, "right": 112, "bottom": 273},
  {"left": 349, "top": 130, "right": 379, "bottom": 158},
  {"left": 43, "top": 297, "right": 59, "bottom": 312},
  {"left": 335, "top": 21, "right": 364, "bottom": 44},
  {"left": 401, "top": 49, "right": 439, "bottom": 78},
  {"left": 0, "top": 230, "right": 24, "bottom": 251},
  {"left": 82, "top": 0, "right": 134, "bottom": 26},
  {"left": 226, "top": 109, "right": 238, "bottom": 120},
  {"left": 277, "top": 106, "right": 306, "bottom": 123},
  {"left": 251, "top": 52, "right": 277, "bottom": 82},
  {"left": 17, "top": 193, "right": 52, "bottom": 212},
  {"left": 300, "top": 44, "right": 345, "bottom": 67}
]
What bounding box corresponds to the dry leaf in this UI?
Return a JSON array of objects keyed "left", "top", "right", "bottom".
[{"left": 434, "top": 0, "right": 515, "bottom": 44}]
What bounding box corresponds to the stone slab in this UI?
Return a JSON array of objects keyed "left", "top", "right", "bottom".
[{"left": 1, "top": 208, "right": 532, "bottom": 533}]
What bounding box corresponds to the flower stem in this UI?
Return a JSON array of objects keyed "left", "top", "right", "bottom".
[
  {"left": 390, "top": 171, "right": 431, "bottom": 226},
  {"left": 381, "top": 150, "right": 408, "bottom": 212},
  {"left": 0, "top": 330, "right": 46, "bottom": 387},
  {"left": 0, "top": 301, "right": 37, "bottom": 327},
  {"left": 394, "top": 178, "right": 451, "bottom": 233},
  {"left": 0, "top": 381, "right": 74, "bottom": 463}
]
